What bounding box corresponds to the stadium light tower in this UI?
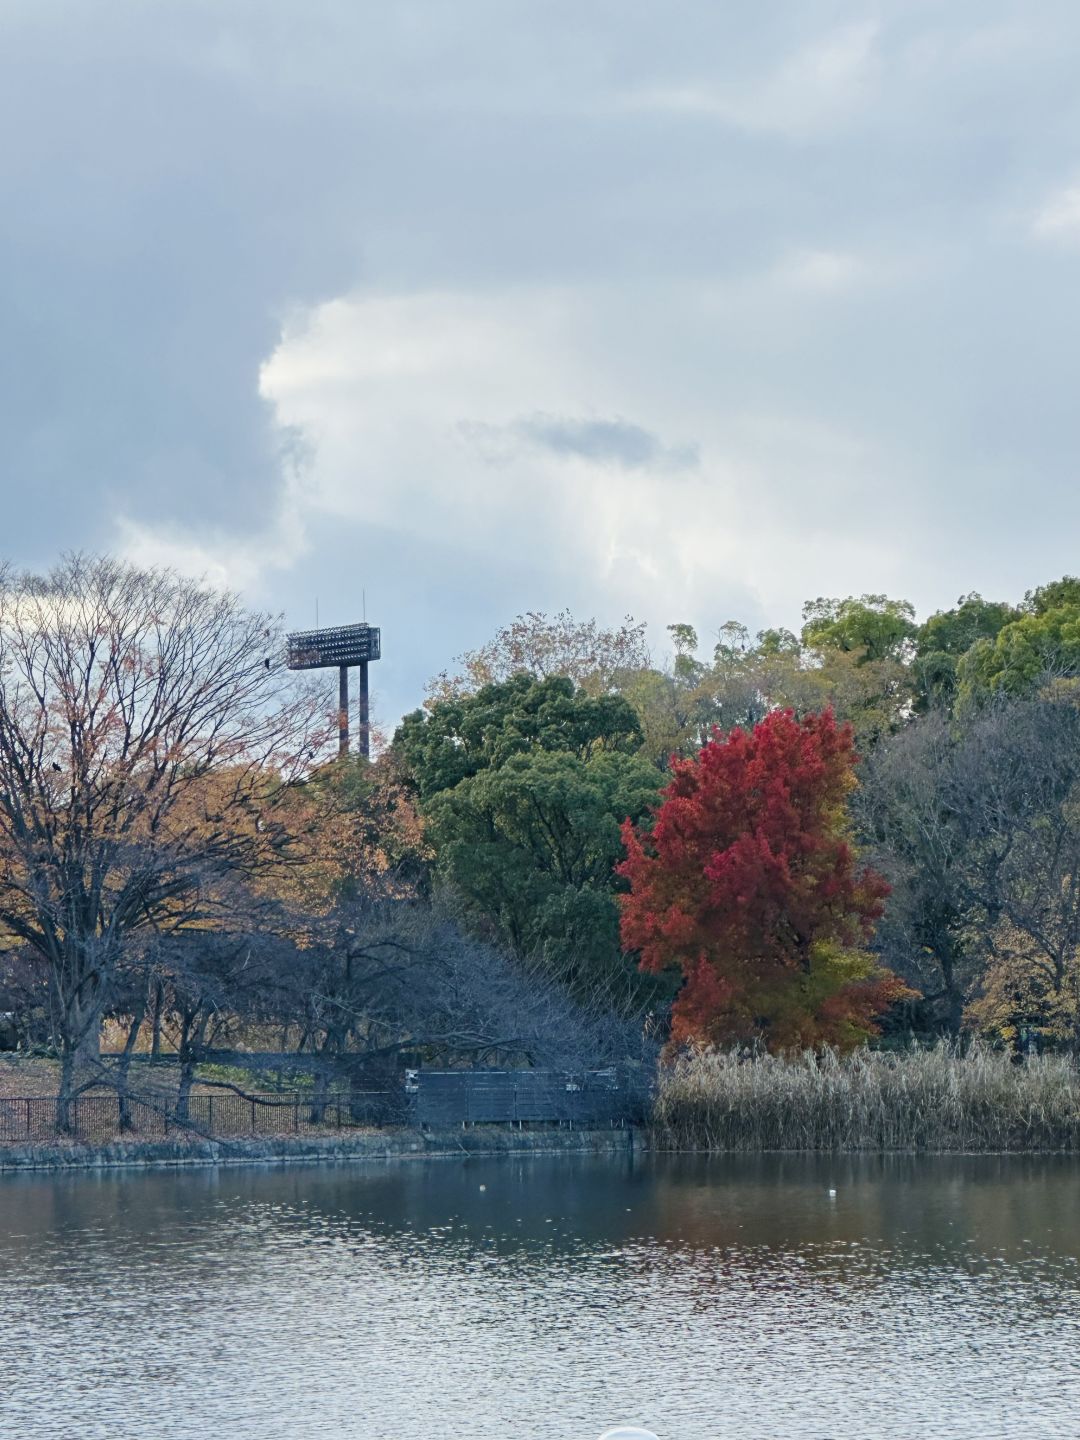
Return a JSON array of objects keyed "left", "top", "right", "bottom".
[{"left": 285, "top": 621, "right": 381, "bottom": 759}]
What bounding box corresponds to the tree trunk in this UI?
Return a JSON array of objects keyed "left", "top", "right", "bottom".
[
  {"left": 176, "top": 1053, "right": 197, "bottom": 1123},
  {"left": 53, "top": 945, "right": 104, "bottom": 1135},
  {"left": 175, "top": 1011, "right": 203, "bottom": 1123},
  {"left": 56, "top": 1045, "right": 77, "bottom": 1135},
  {"left": 936, "top": 943, "right": 965, "bottom": 1034},
  {"left": 115, "top": 993, "right": 149, "bottom": 1132},
  {"left": 55, "top": 1018, "right": 101, "bottom": 1135},
  {"left": 309, "top": 1067, "right": 329, "bottom": 1126},
  {"left": 150, "top": 980, "right": 164, "bottom": 1061}
]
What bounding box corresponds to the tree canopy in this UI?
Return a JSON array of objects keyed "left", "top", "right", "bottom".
[
  {"left": 395, "top": 673, "right": 643, "bottom": 800},
  {"left": 619, "top": 708, "right": 908, "bottom": 1051},
  {"left": 0, "top": 554, "right": 331, "bottom": 1124},
  {"left": 426, "top": 747, "right": 662, "bottom": 993},
  {"left": 800, "top": 594, "right": 916, "bottom": 663},
  {"left": 394, "top": 672, "right": 661, "bottom": 999}
]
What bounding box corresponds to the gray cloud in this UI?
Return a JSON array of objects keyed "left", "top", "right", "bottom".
[
  {"left": 4, "top": 2, "right": 1080, "bottom": 723},
  {"left": 463, "top": 414, "right": 698, "bottom": 471},
  {"left": 515, "top": 414, "right": 698, "bottom": 470}
]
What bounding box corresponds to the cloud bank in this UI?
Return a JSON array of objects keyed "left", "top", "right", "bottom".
[{"left": 3, "top": 1, "right": 1080, "bottom": 723}]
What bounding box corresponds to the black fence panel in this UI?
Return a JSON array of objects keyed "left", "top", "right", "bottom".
[{"left": 406, "top": 1068, "right": 639, "bottom": 1128}]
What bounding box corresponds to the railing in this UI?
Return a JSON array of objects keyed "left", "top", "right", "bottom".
[{"left": 0, "top": 1089, "right": 405, "bottom": 1145}]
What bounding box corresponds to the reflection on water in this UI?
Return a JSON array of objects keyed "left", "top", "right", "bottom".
[{"left": 2, "top": 1153, "right": 1079, "bottom": 1439}]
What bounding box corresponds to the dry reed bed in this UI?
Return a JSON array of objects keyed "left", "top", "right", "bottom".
[{"left": 651, "top": 1044, "right": 1080, "bottom": 1152}]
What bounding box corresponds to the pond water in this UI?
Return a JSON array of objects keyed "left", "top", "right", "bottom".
[{"left": 2, "top": 1150, "right": 1079, "bottom": 1439}]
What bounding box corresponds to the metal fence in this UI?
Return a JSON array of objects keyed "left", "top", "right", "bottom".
[
  {"left": 406, "top": 1068, "right": 642, "bottom": 1128},
  {"left": 0, "top": 1089, "right": 404, "bottom": 1145},
  {"left": 0, "top": 1068, "right": 644, "bottom": 1144}
]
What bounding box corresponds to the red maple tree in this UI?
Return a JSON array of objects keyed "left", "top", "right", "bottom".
[{"left": 618, "top": 708, "right": 910, "bottom": 1051}]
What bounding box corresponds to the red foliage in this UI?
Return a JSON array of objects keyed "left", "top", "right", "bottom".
[{"left": 618, "top": 708, "right": 907, "bottom": 1051}]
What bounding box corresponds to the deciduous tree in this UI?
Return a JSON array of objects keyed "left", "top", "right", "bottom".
[
  {"left": 426, "top": 610, "right": 649, "bottom": 702},
  {"left": 619, "top": 708, "right": 908, "bottom": 1051},
  {"left": 800, "top": 594, "right": 916, "bottom": 663},
  {"left": 0, "top": 555, "right": 330, "bottom": 1128}
]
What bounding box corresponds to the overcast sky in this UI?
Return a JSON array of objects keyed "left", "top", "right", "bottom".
[{"left": 4, "top": 1, "right": 1080, "bottom": 726}]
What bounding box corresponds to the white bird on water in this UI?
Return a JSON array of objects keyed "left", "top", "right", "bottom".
[{"left": 599, "top": 1430, "right": 660, "bottom": 1439}]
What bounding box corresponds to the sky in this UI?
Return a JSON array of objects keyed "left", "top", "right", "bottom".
[{"left": 4, "top": 1, "right": 1080, "bottom": 728}]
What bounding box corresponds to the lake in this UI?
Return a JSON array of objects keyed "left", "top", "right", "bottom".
[{"left": 2, "top": 1151, "right": 1079, "bottom": 1439}]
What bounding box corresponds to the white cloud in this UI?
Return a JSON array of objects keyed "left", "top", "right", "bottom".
[
  {"left": 12, "top": 0, "right": 1080, "bottom": 724},
  {"left": 113, "top": 490, "right": 310, "bottom": 603},
  {"left": 254, "top": 282, "right": 909, "bottom": 650},
  {"left": 775, "top": 249, "right": 869, "bottom": 294},
  {"left": 1033, "top": 181, "right": 1080, "bottom": 244},
  {"left": 626, "top": 21, "right": 880, "bottom": 136}
]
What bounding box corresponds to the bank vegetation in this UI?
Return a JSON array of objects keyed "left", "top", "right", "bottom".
[
  {"left": 5, "top": 557, "right": 1080, "bottom": 1149},
  {"left": 652, "top": 1043, "right": 1080, "bottom": 1152}
]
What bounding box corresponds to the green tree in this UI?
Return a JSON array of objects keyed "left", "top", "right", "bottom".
[
  {"left": 958, "top": 604, "right": 1080, "bottom": 703},
  {"left": 801, "top": 594, "right": 916, "bottom": 663},
  {"left": 755, "top": 626, "right": 800, "bottom": 656},
  {"left": 395, "top": 674, "right": 642, "bottom": 800},
  {"left": 913, "top": 593, "right": 1019, "bottom": 711},
  {"left": 618, "top": 623, "right": 765, "bottom": 766},
  {"left": 1025, "top": 575, "right": 1080, "bottom": 615},
  {"left": 394, "top": 674, "right": 662, "bottom": 996},
  {"left": 760, "top": 645, "right": 912, "bottom": 751},
  {"left": 425, "top": 748, "right": 662, "bottom": 994}
]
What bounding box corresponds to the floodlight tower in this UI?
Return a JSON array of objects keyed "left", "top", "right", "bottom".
[{"left": 285, "top": 621, "right": 382, "bottom": 759}]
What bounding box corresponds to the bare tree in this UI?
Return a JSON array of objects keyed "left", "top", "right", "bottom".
[
  {"left": 426, "top": 610, "right": 650, "bottom": 702},
  {"left": 0, "top": 554, "right": 331, "bottom": 1128},
  {"left": 861, "top": 687, "right": 1080, "bottom": 1044},
  {"left": 945, "top": 692, "right": 1080, "bottom": 1045},
  {"left": 273, "top": 898, "right": 655, "bottom": 1120},
  {"left": 858, "top": 710, "right": 974, "bottom": 1031}
]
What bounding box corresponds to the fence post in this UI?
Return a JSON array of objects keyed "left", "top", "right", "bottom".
[
  {"left": 208, "top": 1095, "right": 215, "bottom": 1133},
  {"left": 250, "top": 1097, "right": 257, "bottom": 1133},
  {"left": 26, "top": 1097, "right": 30, "bottom": 1138},
  {"left": 294, "top": 1097, "right": 299, "bottom": 1132}
]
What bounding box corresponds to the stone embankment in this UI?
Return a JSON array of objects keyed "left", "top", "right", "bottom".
[{"left": 0, "top": 1125, "right": 640, "bottom": 1173}]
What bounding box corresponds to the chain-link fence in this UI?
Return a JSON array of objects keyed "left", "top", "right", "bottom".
[
  {"left": 0, "top": 1088, "right": 405, "bottom": 1144},
  {"left": 0, "top": 1067, "right": 647, "bottom": 1145}
]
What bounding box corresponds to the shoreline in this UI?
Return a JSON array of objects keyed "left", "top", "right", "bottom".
[
  {"left": 0, "top": 1125, "right": 640, "bottom": 1174},
  {"left": 5, "top": 1128, "right": 1080, "bottom": 1174}
]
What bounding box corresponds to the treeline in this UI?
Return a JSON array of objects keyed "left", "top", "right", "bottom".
[
  {"left": 395, "top": 584, "right": 1080, "bottom": 1053},
  {"left": 2, "top": 559, "right": 1078, "bottom": 1137},
  {"left": 0, "top": 559, "right": 646, "bottom": 1130}
]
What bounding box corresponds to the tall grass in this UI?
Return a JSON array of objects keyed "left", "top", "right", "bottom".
[{"left": 651, "top": 1042, "right": 1080, "bottom": 1152}]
